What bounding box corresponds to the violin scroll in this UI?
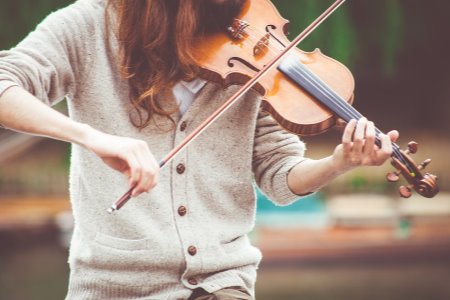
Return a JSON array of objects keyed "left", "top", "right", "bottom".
[{"left": 386, "top": 141, "right": 439, "bottom": 198}]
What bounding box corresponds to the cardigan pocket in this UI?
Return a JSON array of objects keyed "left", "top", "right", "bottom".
[
  {"left": 94, "top": 231, "right": 152, "bottom": 251},
  {"left": 68, "top": 229, "right": 185, "bottom": 290}
]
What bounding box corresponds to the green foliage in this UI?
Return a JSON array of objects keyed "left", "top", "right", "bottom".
[
  {"left": 0, "top": 0, "right": 426, "bottom": 78},
  {"left": 272, "top": 0, "right": 358, "bottom": 68},
  {"left": 0, "top": 0, "right": 73, "bottom": 48},
  {"left": 1, "top": 0, "right": 449, "bottom": 133},
  {"left": 382, "top": 0, "right": 404, "bottom": 77},
  {"left": 272, "top": 0, "right": 404, "bottom": 76}
]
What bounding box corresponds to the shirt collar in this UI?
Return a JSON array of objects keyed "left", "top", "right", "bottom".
[{"left": 180, "top": 78, "right": 207, "bottom": 94}]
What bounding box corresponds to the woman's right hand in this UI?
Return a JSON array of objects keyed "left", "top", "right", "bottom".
[
  {"left": 0, "top": 87, "right": 159, "bottom": 197},
  {"left": 83, "top": 126, "right": 160, "bottom": 197}
]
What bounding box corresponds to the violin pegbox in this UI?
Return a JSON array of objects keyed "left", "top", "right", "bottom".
[{"left": 386, "top": 141, "right": 439, "bottom": 198}]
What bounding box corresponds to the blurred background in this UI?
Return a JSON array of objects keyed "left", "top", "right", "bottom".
[{"left": 0, "top": 0, "right": 449, "bottom": 299}]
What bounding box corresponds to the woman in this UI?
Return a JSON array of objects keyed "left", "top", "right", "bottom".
[{"left": 0, "top": 0, "right": 398, "bottom": 299}]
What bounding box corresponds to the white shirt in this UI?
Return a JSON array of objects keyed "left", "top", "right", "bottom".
[
  {"left": 0, "top": 78, "right": 207, "bottom": 117},
  {"left": 172, "top": 78, "right": 207, "bottom": 116}
]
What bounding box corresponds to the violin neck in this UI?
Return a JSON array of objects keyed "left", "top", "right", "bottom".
[
  {"left": 277, "top": 54, "right": 422, "bottom": 174},
  {"left": 278, "top": 55, "right": 440, "bottom": 197},
  {"left": 278, "top": 54, "right": 391, "bottom": 150}
]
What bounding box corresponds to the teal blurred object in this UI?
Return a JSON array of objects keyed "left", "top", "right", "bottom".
[
  {"left": 255, "top": 187, "right": 329, "bottom": 228},
  {"left": 256, "top": 187, "right": 325, "bottom": 212}
]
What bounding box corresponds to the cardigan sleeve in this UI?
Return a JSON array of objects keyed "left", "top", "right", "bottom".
[
  {"left": 252, "top": 109, "right": 308, "bottom": 206},
  {"left": 0, "top": 0, "right": 100, "bottom": 106}
]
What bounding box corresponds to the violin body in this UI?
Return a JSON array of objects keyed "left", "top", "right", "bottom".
[
  {"left": 193, "top": 0, "right": 438, "bottom": 198},
  {"left": 194, "top": 0, "right": 354, "bottom": 136}
]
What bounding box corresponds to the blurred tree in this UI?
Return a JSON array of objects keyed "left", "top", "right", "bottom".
[
  {"left": 272, "top": 0, "right": 450, "bottom": 133},
  {"left": 0, "top": 0, "right": 73, "bottom": 48},
  {"left": 272, "top": 0, "right": 358, "bottom": 68},
  {"left": 272, "top": 0, "right": 404, "bottom": 76},
  {"left": 1, "top": 0, "right": 449, "bottom": 133}
]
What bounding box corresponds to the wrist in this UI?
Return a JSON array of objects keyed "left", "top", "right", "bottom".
[
  {"left": 71, "top": 123, "right": 97, "bottom": 149},
  {"left": 330, "top": 154, "right": 355, "bottom": 175}
]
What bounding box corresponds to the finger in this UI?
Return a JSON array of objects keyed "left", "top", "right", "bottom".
[
  {"left": 342, "top": 119, "right": 357, "bottom": 153},
  {"left": 378, "top": 133, "right": 393, "bottom": 163},
  {"left": 132, "top": 144, "right": 159, "bottom": 196},
  {"left": 140, "top": 146, "right": 159, "bottom": 192},
  {"left": 353, "top": 117, "right": 367, "bottom": 154},
  {"left": 387, "top": 130, "right": 399, "bottom": 143},
  {"left": 132, "top": 172, "right": 154, "bottom": 196},
  {"left": 101, "top": 157, "right": 128, "bottom": 173},
  {"left": 363, "top": 121, "right": 376, "bottom": 156},
  {"left": 334, "top": 118, "right": 347, "bottom": 131},
  {"left": 133, "top": 164, "right": 159, "bottom": 195},
  {"left": 121, "top": 154, "right": 142, "bottom": 193}
]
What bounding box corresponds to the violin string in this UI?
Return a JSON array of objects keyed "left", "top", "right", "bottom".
[
  {"left": 251, "top": 29, "right": 404, "bottom": 164},
  {"left": 241, "top": 27, "right": 408, "bottom": 170},
  {"left": 295, "top": 62, "right": 403, "bottom": 156},
  {"left": 226, "top": 30, "right": 277, "bottom": 61},
  {"left": 286, "top": 59, "right": 409, "bottom": 168},
  {"left": 236, "top": 26, "right": 285, "bottom": 59},
  {"left": 249, "top": 28, "right": 409, "bottom": 167},
  {"left": 291, "top": 61, "right": 402, "bottom": 154},
  {"left": 247, "top": 26, "right": 286, "bottom": 54}
]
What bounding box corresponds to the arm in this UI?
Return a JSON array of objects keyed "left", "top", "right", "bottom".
[
  {"left": 0, "top": 86, "right": 159, "bottom": 196},
  {"left": 0, "top": 86, "right": 88, "bottom": 143},
  {"left": 287, "top": 118, "right": 399, "bottom": 195},
  {"left": 252, "top": 110, "right": 307, "bottom": 205},
  {"left": 0, "top": 2, "right": 158, "bottom": 196}
]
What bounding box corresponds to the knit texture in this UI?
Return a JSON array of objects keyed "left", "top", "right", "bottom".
[{"left": 0, "top": 0, "right": 306, "bottom": 299}]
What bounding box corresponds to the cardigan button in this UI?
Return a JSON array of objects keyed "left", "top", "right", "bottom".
[
  {"left": 176, "top": 163, "right": 186, "bottom": 174},
  {"left": 180, "top": 121, "right": 187, "bottom": 131},
  {"left": 178, "top": 206, "right": 187, "bottom": 216},
  {"left": 187, "top": 245, "right": 197, "bottom": 256},
  {"left": 188, "top": 277, "right": 198, "bottom": 285}
]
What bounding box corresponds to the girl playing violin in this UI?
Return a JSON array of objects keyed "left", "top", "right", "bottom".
[{"left": 0, "top": 0, "right": 398, "bottom": 299}]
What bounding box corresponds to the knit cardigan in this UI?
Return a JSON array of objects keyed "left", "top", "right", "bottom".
[{"left": 0, "top": 0, "right": 306, "bottom": 299}]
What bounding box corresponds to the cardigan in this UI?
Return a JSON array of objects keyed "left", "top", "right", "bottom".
[{"left": 0, "top": 0, "right": 306, "bottom": 299}]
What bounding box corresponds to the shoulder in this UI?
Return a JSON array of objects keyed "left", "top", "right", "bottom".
[
  {"left": 38, "top": 0, "right": 107, "bottom": 32},
  {"left": 25, "top": 0, "right": 109, "bottom": 51}
]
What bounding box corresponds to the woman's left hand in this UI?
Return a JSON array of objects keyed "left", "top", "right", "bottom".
[{"left": 332, "top": 117, "right": 399, "bottom": 172}]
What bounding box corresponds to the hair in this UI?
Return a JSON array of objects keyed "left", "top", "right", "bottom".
[{"left": 106, "top": 0, "right": 245, "bottom": 129}]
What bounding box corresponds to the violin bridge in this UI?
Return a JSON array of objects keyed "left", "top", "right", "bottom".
[
  {"left": 227, "top": 19, "right": 249, "bottom": 40},
  {"left": 254, "top": 33, "right": 270, "bottom": 56}
]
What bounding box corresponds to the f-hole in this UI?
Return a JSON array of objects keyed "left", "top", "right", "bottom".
[
  {"left": 227, "top": 57, "right": 261, "bottom": 72},
  {"left": 266, "top": 24, "right": 286, "bottom": 48}
]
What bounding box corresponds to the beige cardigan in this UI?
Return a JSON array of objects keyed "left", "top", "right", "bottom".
[{"left": 0, "top": 0, "right": 306, "bottom": 299}]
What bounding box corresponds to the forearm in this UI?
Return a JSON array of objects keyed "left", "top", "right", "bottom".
[
  {"left": 0, "top": 86, "right": 160, "bottom": 197},
  {"left": 0, "top": 86, "right": 91, "bottom": 146},
  {"left": 287, "top": 156, "right": 353, "bottom": 195}
]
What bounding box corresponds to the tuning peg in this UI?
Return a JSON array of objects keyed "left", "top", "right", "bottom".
[
  {"left": 387, "top": 171, "right": 400, "bottom": 182},
  {"left": 418, "top": 158, "right": 431, "bottom": 170},
  {"left": 406, "top": 141, "right": 418, "bottom": 154},
  {"left": 399, "top": 185, "right": 413, "bottom": 198}
]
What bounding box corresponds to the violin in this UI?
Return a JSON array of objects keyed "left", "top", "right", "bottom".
[{"left": 108, "top": 0, "right": 438, "bottom": 213}]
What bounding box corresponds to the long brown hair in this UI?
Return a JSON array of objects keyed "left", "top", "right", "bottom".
[{"left": 106, "top": 0, "right": 245, "bottom": 129}]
